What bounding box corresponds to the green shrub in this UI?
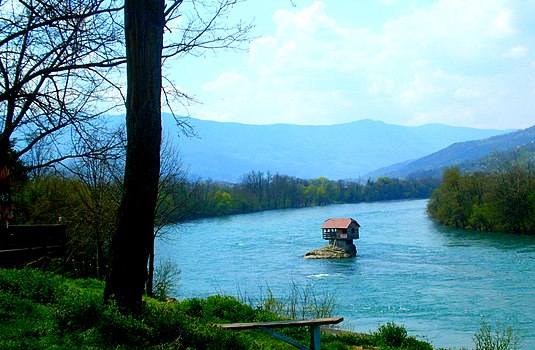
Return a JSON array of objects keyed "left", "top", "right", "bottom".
[
  {"left": 253, "top": 308, "right": 285, "bottom": 322},
  {"left": 152, "top": 259, "right": 181, "bottom": 299},
  {"left": 0, "top": 290, "right": 34, "bottom": 320},
  {"left": 96, "top": 302, "right": 151, "bottom": 346},
  {"left": 402, "top": 335, "right": 434, "bottom": 350},
  {"left": 142, "top": 299, "right": 189, "bottom": 343},
  {"left": 0, "top": 269, "right": 62, "bottom": 304},
  {"left": 322, "top": 340, "right": 349, "bottom": 350},
  {"left": 374, "top": 322, "right": 408, "bottom": 348},
  {"left": 177, "top": 297, "right": 204, "bottom": 318},
  {"left": 202, "top": 295, "right": 256, "bottom": 323},
  {"left": 249, "top": 282, "right": 335, "bottom": 320},
  {"left": 177, "top": 321, "right": 249, "bottom": 350},
  {"left": 177, "top": 295, "right": 256, "bottom": 323},
  {"left": 54, "top": 285, "right": 103, "bottom": 333},
  {"left": 371, "top": 322, "right": 435, "bottom": 350},
  {"left": 323, "top": 332, "right": 375, "bottom": 347},
  {"left": 473, "top": 321, "right": 520, "bottom": 350}
]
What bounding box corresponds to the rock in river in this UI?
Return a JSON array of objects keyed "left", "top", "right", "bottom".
[{"left": 303, "top": 244, "right": 356, "bottom": 259}]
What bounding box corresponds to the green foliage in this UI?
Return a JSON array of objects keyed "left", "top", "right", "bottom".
[
  {"left": 371, "top": 322, "right": 433, "bottom": 350},
  {"left": 54, "top": 283, "right": 103, "bottom": 333},
  {"left": 374, "top": 322, "right": 408, "bottom": 348},
  {"left": 472, "top": 321, "right": 520, "bottom": 350},
  {"left": 428, "top": 163, "right": 535, "bottom": 234},
  {"left": 214, "top": 190, "right": 234, "bottom": 214},
  {"left": 240, "top": 281, "right": 335, "bottom": 321},
  {"left": 152, "top": 259, "right": 181, "bottom": 300},
  {"left": 13, "top": 174, "right": 119, "bottom": 279},
  {"left": 97, "top": 302, "right": 152, "bottom": 346},
  {"left": 321, "top": 332, "right": 376, "bottom": 348},
  {"left": 0, "top": 268, "right": 62, "bottom": 304},
  {"left": 0, "top": 269, "right": 441, "bottom": 350},
  {"left": 177, "top": 295, "right": 257, "bottom": 324},
  {"left": 0, "top": 289, "right": 34, "bottom": 321},
  {"left": 180, "top": 171, "right": 439, "bottom": 220},
  {"left": 141, "top": 299, "right": 190, "bottom": 343}
]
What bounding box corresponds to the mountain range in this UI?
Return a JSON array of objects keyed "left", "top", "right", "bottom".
[
  {"left": 369, "top": 125, "right": 535, "bottom": 179},
  {"left": 163, "top": 115, "right": 513, "bottom": 182}
]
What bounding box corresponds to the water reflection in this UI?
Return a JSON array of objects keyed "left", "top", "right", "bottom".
[{"left": 436, "top": 223, "right": 535, "bottom": 251}]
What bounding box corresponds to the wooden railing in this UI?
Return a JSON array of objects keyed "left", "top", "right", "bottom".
[
  {"left": 322, "top": 232, "right": 335, "bottom": 240},
  {"left": 0, "top": 224, "right": 66, "bottom": 266}
]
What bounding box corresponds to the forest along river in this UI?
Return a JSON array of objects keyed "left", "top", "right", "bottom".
[{"left": 156, "top": 199, "right": 535, "bottom": 349}]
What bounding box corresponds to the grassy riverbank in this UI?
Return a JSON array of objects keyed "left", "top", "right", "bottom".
[{"left": 0, "top": 268, "right": 441, "bottom": 349}]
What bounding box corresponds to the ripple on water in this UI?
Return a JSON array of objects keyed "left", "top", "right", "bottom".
[{"left": 157, "top": 199, "right": 535, "bottom": 349}]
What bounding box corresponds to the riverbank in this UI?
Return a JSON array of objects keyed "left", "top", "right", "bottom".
[{"left": 0, "top": 268, "right": 437, "bottom": 349}]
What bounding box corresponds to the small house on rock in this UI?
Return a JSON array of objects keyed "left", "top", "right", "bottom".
[
  {"left": 304, "top": 218, "right": 361, "bottom": 259},
  {"left": 321, "top": 218, "right": 360, "bottom": 255},
  {"left": 321, "top": 218, "right": 360, "bottom": 241}
]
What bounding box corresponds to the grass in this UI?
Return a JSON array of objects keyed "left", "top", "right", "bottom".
[{"left": 0, "top": 268, "right": 517, "bottom": 350}]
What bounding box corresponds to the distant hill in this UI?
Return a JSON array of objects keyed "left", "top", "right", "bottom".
[
  {"left": 369, "top": 125, "right": 535, "bottom": 179},
  {"left": 162, "top": 115, "right": 511, "bottom": 182}
]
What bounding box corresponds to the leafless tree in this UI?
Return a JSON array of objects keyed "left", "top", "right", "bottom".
[
  {"left": 0, "top": 0, "right": 125, "bottom": 173},
  {"left": 146, "top": 137, "right": 194, "bottom": 297},
  {"left": 62, "top": 124, "right": 125, "bottom": 279}
]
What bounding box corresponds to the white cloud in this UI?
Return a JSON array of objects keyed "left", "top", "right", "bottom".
[
  {"left": 204, "top": 71, "right": 249, "bottom": 91},
  {"left": 502, "top": 45, "right": 528, "bottom": 58},
  {"left": 192, "top": 0, "right": 535, "bottom": 129},
  {"left": 454, "top": 88, "right": 484, "bottom": 100},
  {"left": 398, "top": 74, "right": 441, "bottom": 104},
  {"left": 491, "top": 10, "right": 516, "bottom": 38}
]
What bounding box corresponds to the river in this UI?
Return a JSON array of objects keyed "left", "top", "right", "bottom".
[{"left": 156, "top": 199, "right": 535, "bottom": 349}]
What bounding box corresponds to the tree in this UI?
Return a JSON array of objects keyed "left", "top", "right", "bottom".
[
  {"left": 427, "top": 167, "right": 472, "bottom": 227},
  {"left": 1, "top": 0, "right": 124, "bottom": 226},
  {"left": 0, "top": 0, "right": 124, "bottom": 172},
  {"left": 428, "top": 162, "right": 535, "bottom": 234},
  {"left": 63, "top": 128, "right": 125, "bottom": 279},
  {"left": 495, "top": 162, "right": 533, "bottom": 233},
  {"left": 105, "top": 0, "right": 252, "bottom": 312},
  {"left": 103, "top": 0, "right": 164, "bottom": 312}
]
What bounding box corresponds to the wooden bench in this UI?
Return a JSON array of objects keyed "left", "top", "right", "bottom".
[
  {"left": 216, "top": 316, "right": 343, "bottom": 350},
  {"left": 0, "top": 224, "right": 66, "bottom": 267}
]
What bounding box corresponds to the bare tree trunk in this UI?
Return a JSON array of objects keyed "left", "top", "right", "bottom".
[
  {"left": 146, "top": 241, "right": 155, "bottom": 297},
  {"left": 104, "top": 0, "right": 164, "bottom": 312}
]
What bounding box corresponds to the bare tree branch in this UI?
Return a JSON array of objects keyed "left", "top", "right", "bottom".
[{"left": 1, "top": 0, "right": 125, "bottom": 171}]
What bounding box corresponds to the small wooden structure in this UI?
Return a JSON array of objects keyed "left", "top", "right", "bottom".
[
  {"left": 320, "top": 218, "right": 360, "bottom": 256},
  {"left": 321, "top": 218, "right": 359, "bottom": 242},
  {"left": 216, "top": 317, "right": 344, "bottom": 350},
  {"left": 0, "top": 224, "right": 66, "bottom": 267}
]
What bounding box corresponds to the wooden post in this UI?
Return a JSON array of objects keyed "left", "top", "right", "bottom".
[{"left": 310, "top": 324, "right": 321, "bottom": 350}]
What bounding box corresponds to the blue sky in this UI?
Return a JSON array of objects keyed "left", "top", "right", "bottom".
[{"left": 165, "top": 0, "right": 535, "bottom": 130}]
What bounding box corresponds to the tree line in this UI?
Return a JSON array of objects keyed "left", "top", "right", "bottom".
[
  {"left": 176, "top": 172, "right": 439, "bottom": 220},
  {"left": 427, "top": 163, "right": 535, "bottom": 234}
]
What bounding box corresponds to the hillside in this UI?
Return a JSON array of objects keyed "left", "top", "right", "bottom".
[
  {"left": 163, "top": 115, "right": 509, "bottom": 182},
  {"left": 370, "top": 125, "right": 535, "bottom": 179}
]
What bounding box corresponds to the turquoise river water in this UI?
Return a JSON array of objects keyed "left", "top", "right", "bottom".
[{"left": 156, "top": 199, "right": 535, "bottom": 349}]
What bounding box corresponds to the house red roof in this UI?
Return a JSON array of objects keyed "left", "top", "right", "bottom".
[{"left": 321, "top": 218, "right": 360, "bottom": 229}]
